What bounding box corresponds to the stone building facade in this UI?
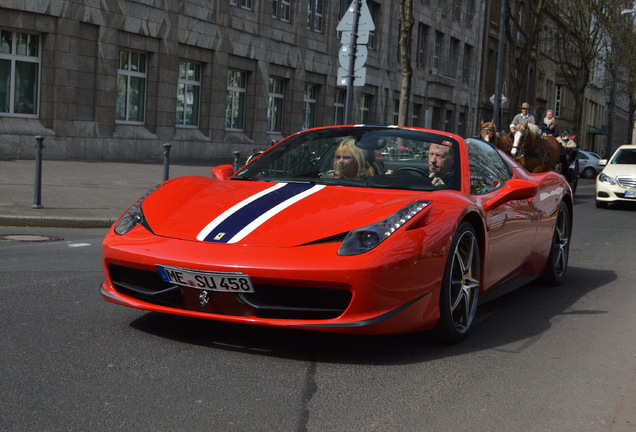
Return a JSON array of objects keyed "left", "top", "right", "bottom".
[{"left": 0, "top": 0, "right": 484, "bottom": 161}]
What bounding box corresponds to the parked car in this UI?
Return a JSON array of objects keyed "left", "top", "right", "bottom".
[
  {"left": 595, "top": 144, "right": 636, "bottom": 208},
  {"left": 101, "top": 125, "right": 573, "bottom": 343},
  {"left": 577, "top": 150, "right": 603, "bottom": 179}
]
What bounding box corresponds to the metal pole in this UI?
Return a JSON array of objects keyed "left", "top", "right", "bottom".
[
  {"left": 607, "top": 9, "right": 635, "bottom": 159},
  {"left": 32, "top": 136, "right": 45, "bottom": 209},
  {"left": 162, "top": 143, "right": 172, "bottom": 181},
  {"left": 343, "top": 0, "right": 361, "bottom": 125},
  {"left": 493, "top": 0, "right": 506, "bottom": 129}
]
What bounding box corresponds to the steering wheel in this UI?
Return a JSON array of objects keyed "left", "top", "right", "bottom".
[{"left": 393, "top": 167, "right": 429, "bottom": 177}]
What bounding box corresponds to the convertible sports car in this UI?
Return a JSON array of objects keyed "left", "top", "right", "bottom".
[{"left": 101, "top": 125, "right": 573, "bottom": 342}]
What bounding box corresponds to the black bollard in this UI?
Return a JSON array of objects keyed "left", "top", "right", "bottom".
[
  {"left": 32, "top": 136, "right": 45, "bottom": 209},
  {"left": 233, "top": 150, "right": 241, "bottom": 172},
  {"left": 163, "top": 143, "right": 172, "bottom": 181}
]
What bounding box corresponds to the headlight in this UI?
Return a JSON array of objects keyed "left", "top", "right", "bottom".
[
  {"left": 598, "top": 173, "right": 616, "bottom": 185},
  {"left": 338, "top": 200, "right": 431, "bottom": 256},
  {"left": 114, "top": 185, "right": 161, "bottom": 235}
]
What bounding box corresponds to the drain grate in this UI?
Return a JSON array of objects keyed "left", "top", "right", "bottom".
[{"left": 0, "top": 234, "right": 64, "bottom": 242}]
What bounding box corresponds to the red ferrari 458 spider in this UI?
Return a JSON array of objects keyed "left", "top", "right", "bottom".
[{"left": 101, "top": 125, "right": 573, "bottom": 342}]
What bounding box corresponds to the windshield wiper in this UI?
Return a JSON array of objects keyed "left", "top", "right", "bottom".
[{"left": 231, "top": 175, "right": 261, "bottom": 181}]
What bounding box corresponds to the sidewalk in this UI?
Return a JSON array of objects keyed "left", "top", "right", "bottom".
[{"left": 0, "top": 158, "right": 232, "bottom": 228}]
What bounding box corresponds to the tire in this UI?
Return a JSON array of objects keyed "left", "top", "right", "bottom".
[
  {"left": 582, "top": 167, "right": 596, "bottom": 179},
  {"left": 433, "top": 222, "right": 481, "bottom": 343},
  {"left": 540, "top": 202, "right": 571, "bottom": 286},
  {"left": 595, "top": 199, "right": 608, "bottom": 209}
]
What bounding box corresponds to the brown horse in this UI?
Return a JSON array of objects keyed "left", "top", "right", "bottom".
[
  {"left": 511, "top": 122, "right": 560, "bottom": 173},
  {"left": 480, "top": 119, "right": 513, "bottom": 155}
]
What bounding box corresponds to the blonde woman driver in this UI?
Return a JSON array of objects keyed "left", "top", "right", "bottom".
[{"left": 331, "top": 138, "right": 375, "bottom": 180}]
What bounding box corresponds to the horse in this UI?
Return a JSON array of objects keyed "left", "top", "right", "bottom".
[
  {"left": 480, "top": 119, "right": 513, "bottom": 155},
  {"left": 511, "top": 121, "right": 560, "bottom": 173}
]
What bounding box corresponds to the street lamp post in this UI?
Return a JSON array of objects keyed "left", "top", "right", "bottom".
[
  {"left": 606, "top": 8, "right": 635, "bottom": 159},
  {"left": 493, "top": 0, "right": 507, "bottom": 129}
]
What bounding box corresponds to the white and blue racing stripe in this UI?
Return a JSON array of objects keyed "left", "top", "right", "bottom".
[{"left": 197, "top": 183, "right": 325, "bottom": 243}]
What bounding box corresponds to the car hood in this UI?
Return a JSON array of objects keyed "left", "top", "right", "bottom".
[
  {"left": 141, "top": 176, "right": 434, "bottom": 247},
  {"left": 600, "top": 164, "right": 636, "bottom": 179}
]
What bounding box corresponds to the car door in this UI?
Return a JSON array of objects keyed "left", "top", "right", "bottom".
[{"left": 467, "top": 139, "right": 540, "bottom": 289}]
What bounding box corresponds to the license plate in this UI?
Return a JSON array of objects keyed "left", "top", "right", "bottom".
[
  {"left": 156, "top": 265, "right": 255, "bottom": 293},
  {"left": 625, "top": 190, "right": 636, "bottom": 198}
]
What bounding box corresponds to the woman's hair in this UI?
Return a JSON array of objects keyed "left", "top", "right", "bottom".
[{"left": 333, "top": 138, "right": 375, "bottom": 179}]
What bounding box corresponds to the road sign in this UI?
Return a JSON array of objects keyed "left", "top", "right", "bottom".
[
  {"left": 336, "top": 0, "right": 375, "bottom": 33},
  {"left": 489, "top": 94, "right": 508, "bottom": 105},
  {"left": 339, "top": 30, "right": 370, "bottom": 46},
  {"left": 338, "top": 45, "right": 368, "bottom": 71},
  {"left": 337, "top": 67, "right": 366, "bottom": 87}
]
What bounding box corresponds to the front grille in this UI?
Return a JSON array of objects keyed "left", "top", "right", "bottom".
[
  {"left": 617, "top": 176, "right": 636, "bottom": 189},
  {"left": 107, "top": 265, "right": 352, "bottom": 320},
  {"left": 240, "top": 285, "right": 352, "bottom": 319},
  {"left": 108, "top": 265, "right": 182, "bottom": 307}
]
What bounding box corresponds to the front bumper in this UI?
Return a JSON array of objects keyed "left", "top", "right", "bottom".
[{"left": 101, "top": 226, "right": 446, "bottom": 335}]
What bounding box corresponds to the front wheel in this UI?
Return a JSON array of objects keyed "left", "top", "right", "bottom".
[
  {"left": 433, "top": 222, "right": 481, "bottom": 343},
  {"left": 540, "top": 201, "right": 571, "bottom": 286},
  {"left": 582, "top": 167, "right": 596, "bottom": 179}
]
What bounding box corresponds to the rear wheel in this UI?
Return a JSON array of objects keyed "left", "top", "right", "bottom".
[
  {"left": 541, "top": 202, "right": 571, "bottom": 286},
  {"left": 433, "top": 222, "right": 481, "bottom": 343}
]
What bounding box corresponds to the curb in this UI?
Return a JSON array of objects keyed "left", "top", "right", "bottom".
[{"left": 0, "top": 215, "right": 115, "bottom": 229}]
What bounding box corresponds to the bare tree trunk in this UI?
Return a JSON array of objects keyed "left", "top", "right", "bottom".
[{"left": 398, "top": 0, "right": 414, "bottom": 126}]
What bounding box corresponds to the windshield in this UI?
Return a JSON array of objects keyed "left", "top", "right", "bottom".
[
  {"left": 235, "top": 126, "right": 461, "bottom": 191},
  {"left": 612, "top": 148, "right": 636, "bottom": 165}
]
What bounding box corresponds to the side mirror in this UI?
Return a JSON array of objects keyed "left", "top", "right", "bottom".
[
  {"left": 483, "top": 179, "right": 538, "bottom": 211},
  {"left": 212, "top": 164, "right": 235, "bottom": 180},
  {"left": 599, "top": 159, "right": 607, "bottom": 166}
]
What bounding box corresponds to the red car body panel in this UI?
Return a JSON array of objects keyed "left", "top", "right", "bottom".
[{"left": 101, "top": 126, "right": 571, "bottom": 336}]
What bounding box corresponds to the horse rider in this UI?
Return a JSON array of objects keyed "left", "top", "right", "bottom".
[
  {"left": 509, "top": 102, "right": 536, "bottom": 134},
  {"left": 539, "top": 109, "right": 559, "bottom": 136}
]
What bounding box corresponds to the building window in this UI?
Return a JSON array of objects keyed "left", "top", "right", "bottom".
[
  {"left": 307, "top": 0, "right": 324, "bottom": 32},
  {"left": 0, "top": 30, "right": 40, "bottom": 116},
  {"left": 231, "top": 0, "right": 253, "bottom": 10},
  {"left": 445, "top": 109, "right": 454, "bottom": 132},
  {"left": 116, "top": 50, "right": 146, "bottom": 123},
  {"left": 392, "top": 99, "right": 399, "bottom": 125},
  {"left": 431, "top": 32, "right": 442, "bottom": 74},
  {"left": 412, "top": 103, "right": 421, "bottom": 127},
  {"left": 273, "top": 0, "right": 292, "bottom": 22},
  {"left": 338, "top": 0, "right": 348, "bottom": 20},
  {"left": 226, "top": 70, "right": 247, "bottom": 130},
  {"left": 334, "top": 89, "right": 345, "bottom": 124},
  {"left": 453, "top": 0, "right": 462, "bottom": 22},
  {"left": 462, "top": 44, "right": 472, "bottom": 84},
  {"left": 449, "top": 38, "right": 459, "bottom": 78},
  {"left": 368, "top": 1, "right": 379, "bottom": 49},
  {"left": 360, "top": 93, "right": 371, "bottom": 124},
  {"left": 466, "top": 0, "right": 475, "bottom": 24},
  {"left": 176, "top": 60, "right": 201, "bottom": 127},
  {"left": 303, "top": 83, "right": 317, "bottom": 129},
  {"left": 555, "top": 84, "right": 562, "bottom": 118},
  {"left": 416, "top": 23, "right": 428, "bottom": 66},
  {"left": 458, "top": 110, "right": 466, "bottom": 136},
  {"left": 267, "top": 77, "right": 285, "bottom": 132}
]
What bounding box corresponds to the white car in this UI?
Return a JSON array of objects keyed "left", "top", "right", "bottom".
[
  {"left": 595, "top": 144, "right": 636, "bottom": 208},
  {"left": 577, "top": 150, "right": 603, "bottom": 179}
]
